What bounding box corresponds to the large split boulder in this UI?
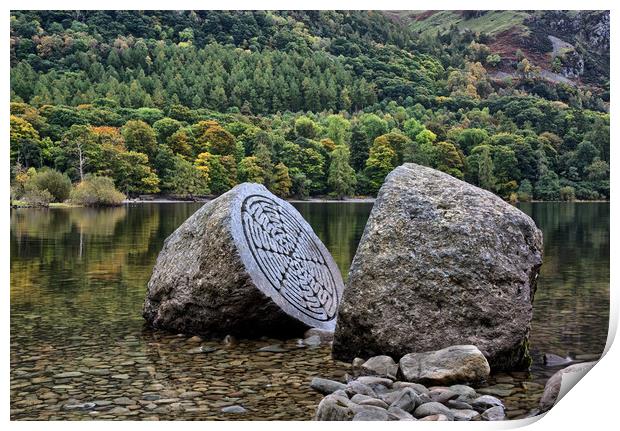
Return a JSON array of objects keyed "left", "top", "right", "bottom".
[
  {"left": 143, "top": 183, "right": 345, "bottom": 336},
  {"left": 332, "top": 164, "right": 543, "bottom": 370}
]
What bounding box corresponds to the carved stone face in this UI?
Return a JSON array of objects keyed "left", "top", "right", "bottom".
[{"left": 231, "top": 185, "right": 344, "bottom": 330}]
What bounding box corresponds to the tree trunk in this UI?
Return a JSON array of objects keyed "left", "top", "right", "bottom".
[{"left": 77, "top": 144, "right": 84, "bottom": 182}]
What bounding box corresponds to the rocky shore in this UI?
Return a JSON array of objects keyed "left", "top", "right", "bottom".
[
  {"left": 311, "top": 345, "right": 515, "bottom": 421},
  {"left": 10, "top": 322, "right": 598, "bottom": 421}
]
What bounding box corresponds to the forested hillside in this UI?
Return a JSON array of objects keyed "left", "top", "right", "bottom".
[
  {"left": 393, "top": 10, "right": 610, "bottom": 88},
  {"left": 10, "top": 10, "right": 610, "bottom": 203}
]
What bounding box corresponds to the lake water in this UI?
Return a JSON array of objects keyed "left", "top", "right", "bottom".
[{"left": 10, "top": 201, "right": 609, "bottom": 420}]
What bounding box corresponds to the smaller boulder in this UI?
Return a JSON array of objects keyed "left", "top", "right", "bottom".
[
  {"left": 452, "top": 409, "right": 481, "bottom": 421},
  {"left": 310, "top": 377, "right": 347, "bottom": 395},
  {"left": 355, "top": 376, "right": 393, "bottom": 389},
  {"left": 347, "top": 403, "right": 388, "bottom": 415},
  {"left": 333, "top": 389, "right": 348, "bottom": 398},
  {"left": 315, "top": 394, "right": 353, "bottom": 421},
  {"left": 417, "top": 393, "right": 433, "bottom": 404},
  {"left": 387, "top": 406, "right": 416, "bottom": 421},
  {"left": 448, "top": 384, "right": 477, "bottom": 401},
  {"left": 393, "top": 381, "right": 429, "bottom": 394},
  {"left": 481, "top": 406, "right": 505, "bottom": 421},
  {"left": 399, "top": 345, "right": 490, "bottom": 385},
  {"left": 419, "top": 414, "right": 452, "bottom": 421},
  {"left": 413, "top": 402, "right": 455, "bottom": 420},
  {"left": 447, "top": 399, "right": 473, "bottom": 410},
  {"left": 345, "top": 381, "right": 377, "bottom": 398},
  {"left": 361, "top": 355, "right": 398, "bottom": 380},
  {"left": 471, "top": 395, "right": 504, "bottom": 413},
  {"left": 389, "top": 388, "right": 419, "bottom": 413},
  {"left": 351, "top": 394, "right": 388, "bottom": 409},
  {"left": 352, "top": 409, "right": 389, "bottom": 421},
  {"left": 379, "top": 389, "right": 404, "bottom": 405},
  {"left": 429, "top": 389, "right": 458, "bottom": 404},
  {"left": 351, "top": 357, "right": 365, "bottom": 375}
]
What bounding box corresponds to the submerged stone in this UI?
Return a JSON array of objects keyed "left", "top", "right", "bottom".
[
  {"left": 304, "top": 327, "right": 334, "bottom": 343},
  {"left": 543, "top": 353, "right": 574, "bottom": 367},
  {"left": 221, "top": 405, "right": 247, "bottom": 414},
  {"left": 143, "top": 183, "right": 345, "bottom": 336},
  {"left": 332, "top": 164, "right": 543, "bottom": 370}
]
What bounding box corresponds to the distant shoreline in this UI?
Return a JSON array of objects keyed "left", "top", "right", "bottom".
[
  {"left": 122, "top": 196, "right": 377, "bottom": 204},
  {"left": 10, "top": 198, "right": 609, "bottom": 209},
  {"left": 121, "top": 197, "right": 609, "bottom": 204}
]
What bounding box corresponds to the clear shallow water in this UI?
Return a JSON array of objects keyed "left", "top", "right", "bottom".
[{"left": 10, "top": 202, "right": 609, "bottom": 420}]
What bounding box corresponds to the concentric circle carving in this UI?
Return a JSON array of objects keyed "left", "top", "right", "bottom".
[{"left": 241, "top": 195, "right": 338, "bottom": 321}]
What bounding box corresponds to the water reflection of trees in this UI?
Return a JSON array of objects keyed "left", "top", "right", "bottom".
[
  {"left": 10, "top": 202, "right": 609, "bottom": 360},
  {"left": 293, "top": 202, "right": 373, "bottom": 279},
  {"left": 10, "top": 205, "right": 195, "bottom": 320},
  {"left": 518, "top": 202, "right": 610, "bottom": 357}
]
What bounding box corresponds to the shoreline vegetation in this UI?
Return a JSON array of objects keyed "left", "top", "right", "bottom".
[
  {"left": 10, "top": 195, "right": 609, "bottom": 209},
  {"left": 9, "top": 195, "right": 377, "bottom": 208},
  {"left": 10, "top": 11, "right": 609, "bottom": 213}
]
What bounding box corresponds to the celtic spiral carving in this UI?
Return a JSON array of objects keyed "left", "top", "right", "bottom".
[{"left": 241, "top": 195, "right": 339, "bottom": 322}]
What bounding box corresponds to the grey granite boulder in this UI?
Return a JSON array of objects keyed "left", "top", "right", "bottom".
[
  {"left": 481, "top": 406, "right": 505, "bottom": 421},
  {"left": 540, "top": 361, "right": 597, "bottom": 412},
  {"left": 355, "top": 376, "right": 393, "bottom": 389},
  {"left": 388, "top": 388, "right": 419, "bottom": 412},
  {"left": 315, "top": 394, "right": 353, "bottom": 421},
  {"left": 452, "top": 409, "right": 480, "bottom": 421},
  {"left": 413, "top": 402, "right": 454, "bottom": 420},
  {"left": 448, "top": 384, "right": 477, "bottom": 401},
  {"left": 143, "top": 183, "right": 345, "bottom": 336},
  {"left": 361, "top": 355, "right": 398, "bottom": 380},
  {"left": 387, "top": 406, "right": 416, "bottom": 421},
  {"left": 471, "top": 395, "right": 504, "bottom": 413},
  {"left": 345, "top": 381, "right": 377, "bottom": 398},
  {"left": 399, "top": 345, "right": 490, "bottom": 385},
  {"left": 310, "top": 377, "right": 347, "bottom": 395},
  {"left": 429, "top": 389, "right": 459, "bottom": 404},
  {"left": 393, "top": 381, "right": 429, "bottom": 394},
  {"left": 332, "top": 163, "right": 543, "bottom": 370},
  {"left": 351, "top": 394, "right": 388, "bottom": 409},
  {"left": 352, "top": 409, "right": 389, "bottom": 421},
  {"left": 420, "top": 414, "right": 451, "bottom": 421}
]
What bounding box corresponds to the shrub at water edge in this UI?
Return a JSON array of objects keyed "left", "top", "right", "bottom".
[
  {"left": 31, "top": 168, "right": 72, "bottom": 202},
  {"left": 70, "top": 175, "right": 126, "bottom": 207},
  {"left": 21, "top": 188, "right": 54, "bottom": 207}
]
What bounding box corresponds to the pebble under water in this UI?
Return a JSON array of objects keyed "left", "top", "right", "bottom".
[{"left": 10, "top": 202, "right": 609, "bottom": 420}]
